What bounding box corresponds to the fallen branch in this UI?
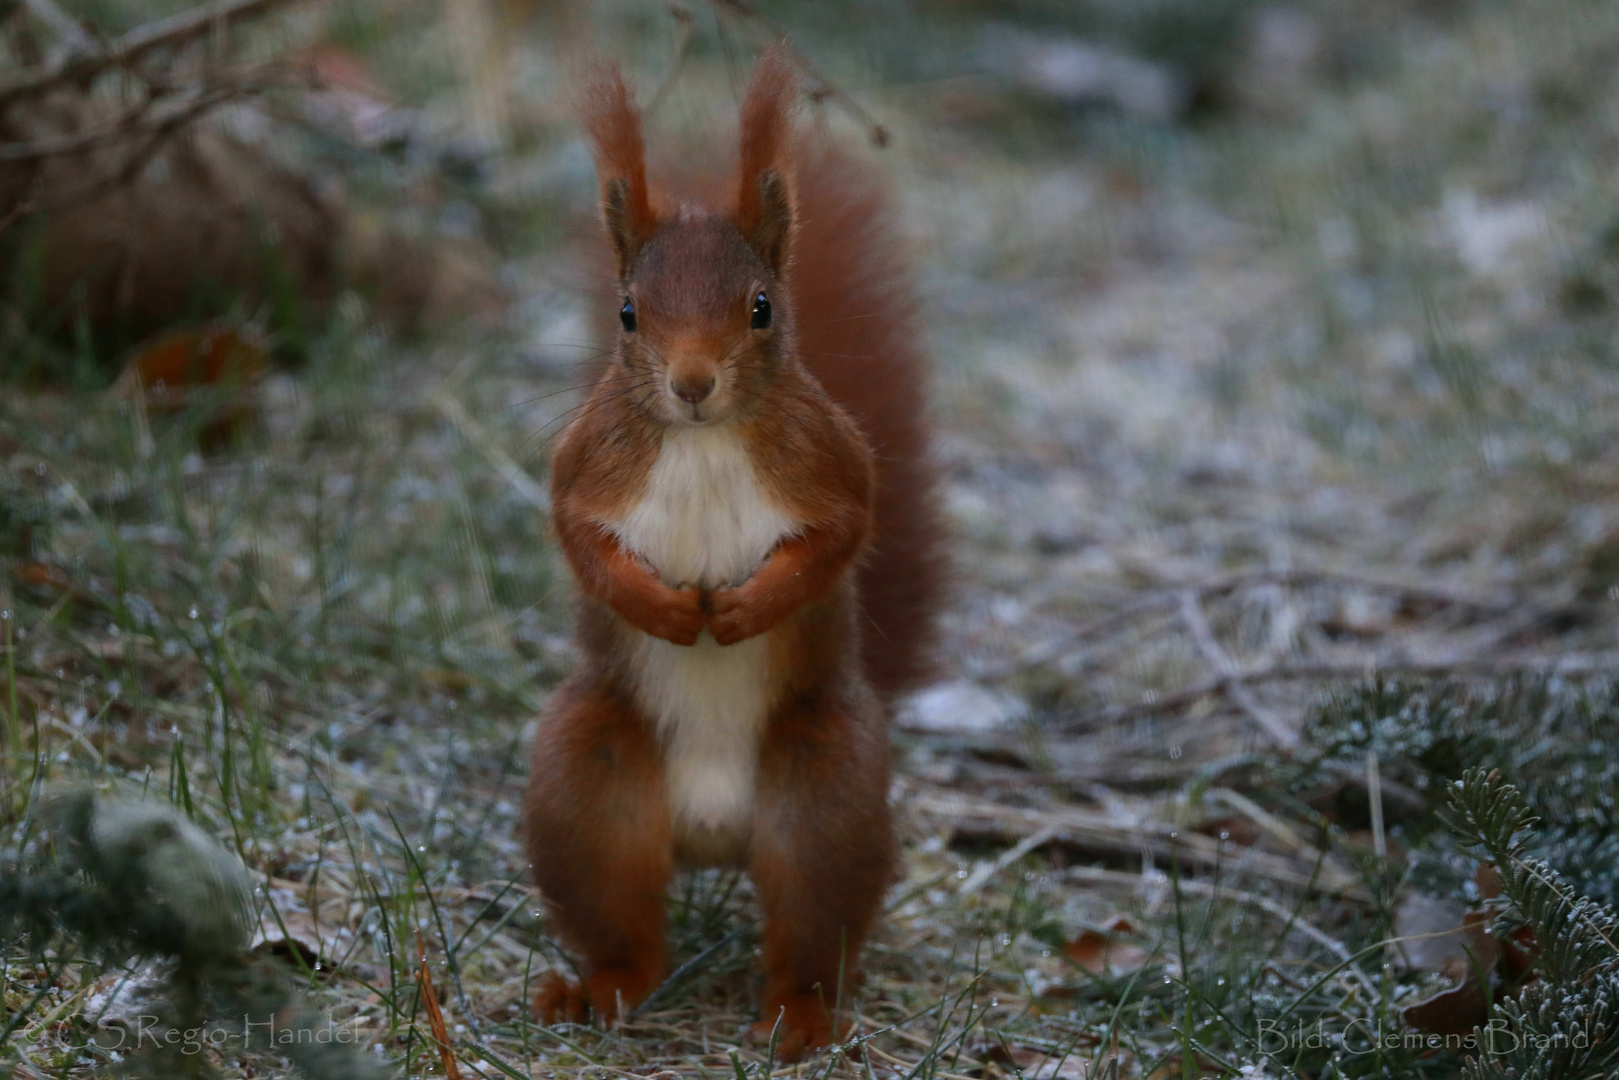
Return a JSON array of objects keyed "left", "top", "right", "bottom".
[
  {"left": 979, "top": 567, "right": 1519, "bottom": 680},
  {"left": 906, "top": 783, "right": 1368, "bottom": 898},
  {"left": 1062, "top": 653, "right": 1617, "bottom": 732},
  {"left": 1179, "top": 589, "right": 1297, "bottom": 747}
]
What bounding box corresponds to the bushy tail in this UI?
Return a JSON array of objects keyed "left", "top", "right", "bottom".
[{"left": 788, "top": 143, "right": 949, "bottom": 699}]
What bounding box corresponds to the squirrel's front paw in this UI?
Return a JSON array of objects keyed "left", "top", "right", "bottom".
[
  {"left": 624, "top": 585, "right": 705, "bottom": 645},
  {"left": 708, "top": 586, "right": 769, "bottom": 645}
]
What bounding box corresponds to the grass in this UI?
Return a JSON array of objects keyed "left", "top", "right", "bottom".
[{"left": 4, "top": 0, "right": 1619, "bottom": 1077}]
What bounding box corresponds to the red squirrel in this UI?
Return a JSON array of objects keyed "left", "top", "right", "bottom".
[{"left": 523, "top": 45, "right": 947, "bottom": 1061}]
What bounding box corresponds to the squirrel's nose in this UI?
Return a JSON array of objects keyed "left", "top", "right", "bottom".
[{"left": 671, "top": 375, "right": 714, "bottom": 405}]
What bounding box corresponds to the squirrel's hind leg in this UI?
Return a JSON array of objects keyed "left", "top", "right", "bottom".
[
  {"left": 748, "top": 687, "right": 896, "bottom": 1061},
  {"left": 524, "top": 676, "right": 672, "bottom": 1024}
]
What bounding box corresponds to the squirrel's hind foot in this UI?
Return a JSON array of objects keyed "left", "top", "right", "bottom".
[
  {"left": 533, "top": 971, "right": 587, "bottom": 1024},
  {"left": 534, "top": 967, "right": 657, "bottom": 1027},
  {"left": 747, "top": 994, "right": 853, "bottom": 1063}
]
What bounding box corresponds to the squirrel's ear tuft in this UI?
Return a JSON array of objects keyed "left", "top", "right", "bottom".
[
  {"left": 736, "top": 44, "right": 799, "bottom": 274},
  {"left": 577, "top": 59, "right": 656, "bottom": 278}
]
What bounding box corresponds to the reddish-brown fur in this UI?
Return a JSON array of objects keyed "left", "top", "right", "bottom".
[
  {"left": 524, "top": 45, "right": 947, "bottom": 1061},
  {"left": 788, "top": 146, "right": 948, "bottom": 695}
]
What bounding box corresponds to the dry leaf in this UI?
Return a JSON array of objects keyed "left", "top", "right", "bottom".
[
  {"left": 117, "top": 325, "right": 267, "bottom": 400},
  {"left": 1062, "top": 916, "right": 1152, "bottom": 975},
  {"left": 973, "top": 1039, "right": 1100, "bottom": 1079},
  {"left": 1498, "top": 921, "right": 1539, "bottom": 981},
  {"left": 1393, "top": 893, "right": 1471, "bottom": 972},
  {"left": 251, "top": 883, "right": 358, "bottom": 975},
  {"left": 14, "top": 561, "right": 73, "bottom": 592},
  {"left": 12, "top": 561, "right": 103, "bottom": 609},
  {"left": 300, "top": 43, "right": 415, "bottom": 149},
  {"left": 1198, "top": 815, "right": 1265, "bottom": 846},
  {"left": 114, "top": 325, "right": 267, "bottom": 447},
  {"left": 1400, "top": 908, "right": 1500, "bottom": 1036}
]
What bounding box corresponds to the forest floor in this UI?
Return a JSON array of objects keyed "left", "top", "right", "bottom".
[{"left": 3, "top": 0, "right": 1618, "bottom": 1077}]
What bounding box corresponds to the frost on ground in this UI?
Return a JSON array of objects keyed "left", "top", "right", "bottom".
[{"left": 2, "top": 1, "right": 1617, "bottom": 1077}]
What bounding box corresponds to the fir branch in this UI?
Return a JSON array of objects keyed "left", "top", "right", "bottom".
[
  {"left": 1446, "top": 769, "right": 1619, "bottom": 1080},
  {"left": 1, "top": 791, "right": 391, "bottom": 1079}
]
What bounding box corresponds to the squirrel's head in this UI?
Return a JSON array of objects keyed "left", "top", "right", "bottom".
[{"left": 578, "top": 46, "right": 798, "bottom": 426}]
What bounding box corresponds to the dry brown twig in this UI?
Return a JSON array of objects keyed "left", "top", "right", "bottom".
[
  {"left": 20, "top": 0, "right": 97, "bottom": 55},
  {"left": 971, "top": 565, "right": 1591, "bottom": 747},
  {"left": 643, "top": 4, "right": 698, "bottom": 117},
  {"left": 1060, "top": 653, "right": 1616, "bottom": 733},
  {"left": 416, "top": 936, "right": 465, "bottom": 1080},
  {"left": 0, "top": 69, "right": 287, "bottom": 163},
  {"left": 701, "top": 0, "right": 891, "bottom": 146},
  {"left": 904, "top": 782, "right": 1369, "bottom": 898},
  {"left": 0, "top": 0, "right": 320, "bottom": 237},
  {"left": 0, "top": 0, "right": 305, "bottom": 107},
  {"left": 978, "top": 566, "right": 1515, "bottom": 681},
  {"left": 1179, "top": 588, "right": 1297, "bottom": 747}
]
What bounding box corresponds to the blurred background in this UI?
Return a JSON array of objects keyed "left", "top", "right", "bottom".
[{"left": 3, "top": 1, "right": 1618, "bottom": 1077}]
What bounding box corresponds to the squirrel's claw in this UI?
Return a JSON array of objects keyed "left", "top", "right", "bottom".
[
  {"left": 707, "top": 586, "right": 768, "bottom": 645},
  {"left": 652, "top": 585, "right": 706, "bottom": 645},
  {"left": 619, "top": 584, "right": 705, "bottom": 645}
]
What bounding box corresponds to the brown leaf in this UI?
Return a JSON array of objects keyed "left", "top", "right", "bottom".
[
  {"left": 251, "top": 883, "right": 357, "bottom": 975},
  {"left": 1403, "top": 975, "right": 1488, "bottom": 1038},
  {"left": 14, "top": 561, "right": 73, "bottom": 592},
  {"left": 1062, "top": 916, "right": 1151, "bottom": 975},
  {"left": 114, "top": 325, "right": 267, "bottom": 447},
  {"left": 1198, "top": 815, "right": 1264, "bottom": 846},
  {"left": 1499, "top": 922, "right": 1539, "bottom": 981},
  {"left": 117, "top": 325, "right": 267, "bottom": 403},
  {"left": 973, "top": 1039, "right": 1102, "bottom": 1079},
  {"left": 1401, "top": 909, "right": 1500, "bottom": 1037},
  {"left": 12, "top": 562, "right": 103, "bottom": 609}
]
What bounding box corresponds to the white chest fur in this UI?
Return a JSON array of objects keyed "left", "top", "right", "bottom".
[
  {"left": 610, "top": 425, "right": 795, "bottom": 860},
  {"left": 614, "top": 424, "right": 794, "bottom": 590}
]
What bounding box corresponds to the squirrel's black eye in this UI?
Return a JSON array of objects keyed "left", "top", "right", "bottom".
[
  {"left": 619, "top": 298, "right": 637, "bottom": 333},
  {"left": 750, "top": 291, "right": 772, "bottom": 330}
]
